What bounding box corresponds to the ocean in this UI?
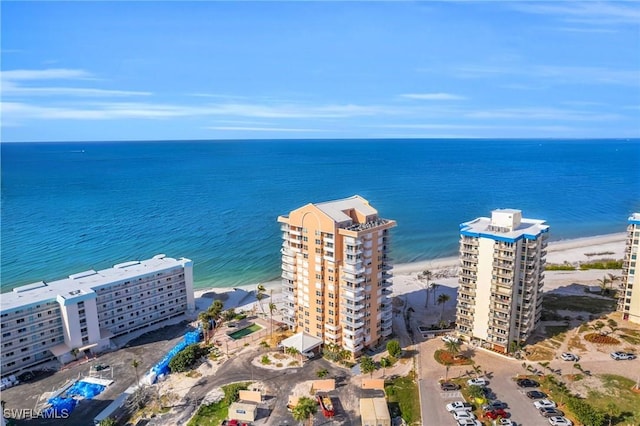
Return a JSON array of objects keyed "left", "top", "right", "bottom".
[{"left": 1, "top": 139, "right": 639, "bottom": 291}]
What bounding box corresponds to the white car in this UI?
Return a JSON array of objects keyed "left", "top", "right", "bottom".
[
  {"left": 457, "top": 420, "right": 482, "bottom": 426},
  {"left": 452, "top": 410, "right": 476, "bottom": 421},
  {"left": 467, "top": 378, "right": 487, "bottom": 386},
  {"left": 301, "top": 351, "right": 316, "bottom": 359},
  {"left": 548, "top": 417, "right": 573, "bottom": 426},
  {"left": 560, "top": 352, "right": 579, "bottom": 361},
  {"left": 497, "top": 420, "right": 515, "bottom": 426},
  {"left": 534, "top": 399, "right": 557, "bottom": 409},
  {"left": 446, "top": 401, "right": 472, "bottom": 412},
  {"left": 442, "top": 335, "right": 460, "bottom": 343}
]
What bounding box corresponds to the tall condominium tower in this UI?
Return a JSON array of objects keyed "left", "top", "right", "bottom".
[
  {"left": 278, "top": 195, "right": 396, "bottom": 356},
  {"left": 455, "top": 209, "right": 549, "bottom": 354},
  {"left": 619, "top": 213, "right": 640, "bottom": 324}
]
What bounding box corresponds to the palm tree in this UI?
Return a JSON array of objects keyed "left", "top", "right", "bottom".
[
  {"left": 432, "top": 283, "right": 440, "bottom": 305},
  {"left": 269, "top": 300, "right": 277, "bottom": 343},
  {"left": 380, "top": 357, "right": 392, "bottom": 377},
  {"left": 360, "top": 355, "right": 377, "bottom": 378},
  {"left": 607, "top": 273, "right": 620, "bottom": 292},
  {"left": 472, "top": 363, "right": 482, "bottom": 378},
  {"left": 597, "top": 275, "right": 610, "bottom": 295},
  {"left": 437, "top": 293, "right": 450, "bottom": 321},
  {"left": 131, "top": 359, "right": 141, "bottom": 387},
  {"left": 422, "top": 270, "right": 432, "bottom": 307},
  {"left": 445, "top": 339, "right": 461, "bottom": 359},
  {"left": 198, "top": 312, "right": 211, "bottom": 343},
  {"left": 256, "top": 283, "right": 266, "bottom": 314},
  {"left": 292, "top": 396, "right": 318, "bottom": 426}
]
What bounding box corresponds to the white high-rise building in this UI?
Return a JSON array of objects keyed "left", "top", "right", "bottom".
[
  {"left": 1, "top": 255, "right": 194, "bottom": 376},
  {"left": 619, "top": 213, "right": 640, "bottom": 324},
  {"left": 455, "top": 209, "right": 549, "bottom": 354}
]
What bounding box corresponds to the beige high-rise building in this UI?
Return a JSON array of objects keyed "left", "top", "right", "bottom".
[
  {"left": 619, "top": 213, "right": 640, "bottom": 324},
  {"left": 278, "top": 195, "right": 396, "bottom": 356},
  {"left": 455, "top": 209, "right": 549, "bottom": 354}
]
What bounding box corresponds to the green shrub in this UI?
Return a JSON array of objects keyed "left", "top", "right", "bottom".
[
  {"left": 223, "top": 382, "right": 250, "bottom": 405},
  {"left": 168, "top": 343, "right": 207, "bottom": 373},
  {"left": 579, "top": 260, "right": 623, "bottom": 270},
  {"left": 261, "top": 355, "right": 271, "bottom": 364}
]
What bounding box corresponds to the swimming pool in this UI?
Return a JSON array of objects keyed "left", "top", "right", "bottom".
[{"left": 228, "top": 323, "right": 262, "bottom": 340}]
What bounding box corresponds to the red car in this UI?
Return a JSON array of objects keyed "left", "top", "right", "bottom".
[
  {"left": 485, "top": 409, "right": 509, "bottom": 419},
  {"left": 227, "top": 420, "right": 249, "bottom": 426}
]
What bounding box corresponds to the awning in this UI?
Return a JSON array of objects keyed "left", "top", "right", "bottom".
[{"left": 279, "top": 332, "right": 323, "bottom": 353}]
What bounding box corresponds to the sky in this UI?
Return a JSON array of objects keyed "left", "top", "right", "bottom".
[{"left": 1, "top": 1, "right": 639, "bottom": 142}]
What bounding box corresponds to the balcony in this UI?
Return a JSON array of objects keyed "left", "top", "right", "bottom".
[
  {"left": 492, "top": 304, "right": 511, "bottom": 315},
  {"left": 382, "top": 310, "right": 392, "bottom": 321},
  {"left": 341, "top": 309, "right": 365, "bottom": 320},
  {"left": 381, "top": 327, "right": 393, "bottom": 337},
  {"left": 342, "top": 316, "right": 365, "bottom": 328},
  {"left": 281, "top": 271, "right": 295, "bottom": 281},
  {"left": 381, "top": 279, "right": 392, "bottom": 288},
  {"left": 282, "top": 263, "right": 296, "bottom": 273},
  {"left": 459, "top": 270, "right": 477, "bottom": 280},
  {"left": 343, "top": 263, "right": 365, "bottom": 275},
  {"left": 325, "top": 322, "right": 340, "bottom": 332},
  {"left": 342, "top": 290, "right": 365, "bottom": 303},
  {"left": 289, "top": 227, "right": 302, "bottom": 236},
  {"left": 382, "top": 288, "right": 392, "bottom": 296},
  {"left": 325, "top": 330, "right": 340, "bottom": 340},
  {"left": 342, "top": 274, "right": 365, "bottom": 284},
  {"left": 461, "top": 246, "right": 479, "bottom": 255}
]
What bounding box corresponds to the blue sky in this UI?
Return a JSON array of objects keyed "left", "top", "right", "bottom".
[{"left": 2, "top": 1, "right": 639, "bottom": 142}]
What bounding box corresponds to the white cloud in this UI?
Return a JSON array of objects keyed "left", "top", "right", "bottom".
[
  {"left": 452, "top": 64, "right": 639, "bottom": 86},
  {"left": 465, "top": 107, "right": 621, "bottom": 122},
  {"left": 205, "top": 126, "right": 325, "bottom": 132},
  {"left": 511, "top": 2, "right": 640, "bottom": 25},
  {"left": 400, "top": 93, "right": 467, "bottom": 101},
  {"left": 2, "top": 82, "right": 151, "bottom": 97},
  {"left": 1, "top": 69, "right": 92, "bottom": 81}
]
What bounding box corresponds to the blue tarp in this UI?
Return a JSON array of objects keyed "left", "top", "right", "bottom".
[
  {"left": 65, "top": 380, "right": 106, "bottom": 399},
  {"left": 45, "top": 380, "right": 106, "bottom": 417},
  {"left": 149, "top": 329, "right": 202, "bottom": 381}
]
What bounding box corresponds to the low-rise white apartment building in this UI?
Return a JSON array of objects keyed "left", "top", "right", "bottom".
[
  {"left": 1, "top": 254, "right": 194, "bottom": 376},
  {"left": 455, "top": 209, "right": 549, "bottom": 354},
  {"left": 619, "top": 213, "right": 640, "bottom": 324}
]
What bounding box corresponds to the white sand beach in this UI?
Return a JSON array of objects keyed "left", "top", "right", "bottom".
[{"left": 193, "top": 232, "right": 627, "bottom": 316}]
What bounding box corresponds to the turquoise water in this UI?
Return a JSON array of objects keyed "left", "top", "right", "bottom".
[{"left": 1, "top": 139, "right": 639, "bottom": 291}]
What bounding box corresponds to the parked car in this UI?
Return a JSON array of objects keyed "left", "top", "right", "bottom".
[
  {"left": 517, "top": 378, "right": 539, "bottom": 388},
  {"left": 452, "top": 410, "right": 476, "bottom": 421},
  {"left": 560, "top": 352, "right": 579, "bottom": 361},
  {"left": 442, "top": 335, "right": 460, "bottom": 343},
  {"left": 302, "top": 351, "right": 316, "bottom": 359},
  {"left": 526, "top": 390, "right": 547, "bottom": 399},
  {"left": 456, "top": 419, "right": 482, "bottom": 426},
  {"left": 482, "top": 400, "right": 508, "bottom": 410},
  {"left": 548, "top": 416, "right": 573, "bottom": 426},
  {"left": 497, "top": 419, "right": 515, "bottom": 426},
  {"left": 484, "top": 409, "right": 509, "bottom": 420},
  {"left": 610, "top": 351, "right": 637, "bottom": 360},
  {"left": 533, "top": 399, "right": 557, "bottom": 410},
  {"left": 447, "top": 401, "right": 473, "bottom": 412},
  {"left": 467, "top": 378, "right": 488, "bottom": 386},
  {"left": 441, "top": 382, "right": 460, "bottom": 391},
  {"left": 479, "top": 387, "right": 496, "bottom": 399},
  {"left": 539, "top": 407, "right": 564, "bottom": 418}
]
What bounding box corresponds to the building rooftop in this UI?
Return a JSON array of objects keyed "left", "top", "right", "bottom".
[
  {"left": 460, "top": 209, "right": 549, "bottom": 242},
  {"left": 629, "top": 213, "right": 640, "bottom": 225},
  {"left": 1, "top": 254, "right": 191, "bottom": 312},
  {"left": 314, "top": 195, "right": 377, "bottom": 224}
]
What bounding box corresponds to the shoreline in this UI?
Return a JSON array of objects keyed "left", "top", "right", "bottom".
[{"left": 193, "top": 231, "right": 628, "bottom": 311}]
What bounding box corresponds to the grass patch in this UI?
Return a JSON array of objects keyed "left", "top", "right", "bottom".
[
  {"left": 586, "top": 375, "right": 640, "bottom": 425},
  {"left": 526, "top": 345, "right": 554, "bottom": 361},
  {"left": 543, "top": 295, "right": 616, "bottom": 314},
  {"left": 545, "top": 263, "right": 576, "bottom": 271},
  {"left": 568, "top": 334, "right": 587, "bottom": 352},
  {"left": 385, "top": 372, "right": 421, "bottom": 425},
  {"left": 545, "top": 325, "right": 570, "bottom": 341},
  {"left": 187, "top": 399, "right": 228, "bottom": 426},
  {"left": 579, "top": 260, "right": 623, "bottom": 270}
]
